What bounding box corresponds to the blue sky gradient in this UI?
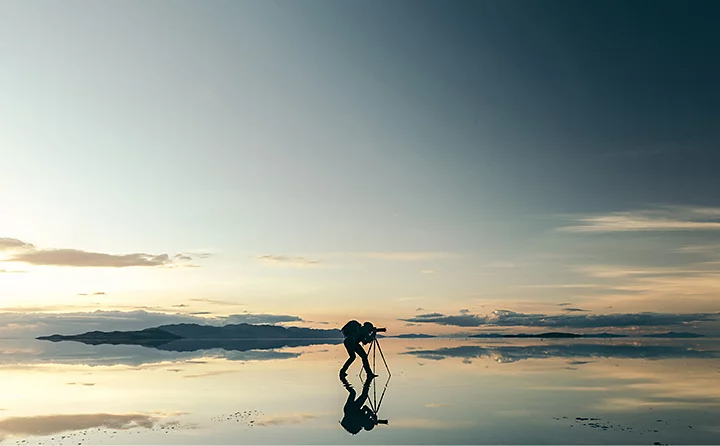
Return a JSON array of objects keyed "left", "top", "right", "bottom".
[{"left": 1, "top": 1, "right": 719, "bottom": 335}]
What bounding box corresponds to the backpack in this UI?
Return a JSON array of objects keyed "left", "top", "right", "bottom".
[{"left": 342, "top": 320, "right": 362, "bottom": 337}]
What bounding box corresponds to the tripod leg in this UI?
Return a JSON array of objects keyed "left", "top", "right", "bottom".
[
  {"left": 373, "top": 369, "right": 377, "bottom": 410},
  {"left": 375, "top": 339, "right": 391, "bottom": 377},
  {"left": 376, "top": 376, "right": 390, "bottom": 413}
]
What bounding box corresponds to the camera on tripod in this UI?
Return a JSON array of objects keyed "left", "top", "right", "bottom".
[{"left": 368, "top": 326, "right": 386, "bottom": 340}]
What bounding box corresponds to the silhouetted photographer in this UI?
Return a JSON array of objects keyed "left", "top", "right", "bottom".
[{"left": 339, "top": 320, "right": 385, "bottom": 378}]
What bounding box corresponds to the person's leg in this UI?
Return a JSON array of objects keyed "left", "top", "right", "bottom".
[
  {"left": 340, "top": 338, "right": 356, "bottom": 375},
  {"left": 353, "top": 342, "right": 376, "bottom": 376}
]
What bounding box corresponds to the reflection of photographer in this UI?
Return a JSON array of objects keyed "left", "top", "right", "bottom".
[
  {"left": 339, "top": 374, "right": 381, "bottom": 434},
  {"left": 340, "top": 320, "right": 385, "bottom": 378}
]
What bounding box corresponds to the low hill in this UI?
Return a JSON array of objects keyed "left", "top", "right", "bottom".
[{"left": 37, "top": 323, "right": 343, "bottom": 351}]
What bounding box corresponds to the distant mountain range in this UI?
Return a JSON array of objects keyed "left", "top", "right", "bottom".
[
  {"left": 37, "top": 325, "right": 707, "bottom": 353},
  {"left": 380, "top": 333, "right": 437, "bottom": 339},
  {"left": 38, "top": 323, "right": 343, "bottom": 352}
]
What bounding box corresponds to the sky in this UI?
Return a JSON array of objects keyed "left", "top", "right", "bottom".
[{"left": 1, "top": 0, "right": 719, "bottom": 337}]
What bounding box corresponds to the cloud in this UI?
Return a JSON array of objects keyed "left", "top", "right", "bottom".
[
  {"left": 359, "top": 252, "right": 458, "bottom": 261},
  {"left": 256, "top": 255, "right": 320, "bottom": 267},
  {"left": 9, "top": 249, "right": 175, "bottom": 268},
  {"left": 563, "top": 308, "right": 590, "bottom": 312},
  {"left": 0, "top": 310, "right": 303, "bottom": 338},
  {"left": 253, "top": 413, "right": 316, "bottom": 427},
  {"left": 674, "top": 244, "right": 720, "bottom": 254},
  {"left": 557, "top": 206, "right": 720, "bottom": 233},
  {"left": 189, "top": 299, "right": 244, "bottom": 306},
  {"left": 401, "top": 310, "right": 718, "bottom": 329},
  {"left": 0, "top": 336, "right": 310, "bottom": 368},
  {"left": 0, "top": 269, "right": 27, "bottom": 274},
  {"left": 403, "top": 343, "right": 720, "bottom": 363},
  {"left": 389, "top": 418, "right": 473, "bottom": 429},
  {"left": 183, "top": 370, "right": 239, "bottom": 379},
  {"left": 421, "top": 270, "right": 437, "bottom": 274},
  {"left": 0, "top": 238, "right": 34, "bottom": 251},
  {"left": 0, "top": 413, "right": 159, "bottom": 436},
  {"left": 222, "top": 313, "right": 303, "bottom": 325},
  {"left": 485, "top": 261, "right": 517, "bottom": 268},
  {"left": 1, "top": 238, "right": 204, "bottom": 268},
  {"left": 405, "top": 313, "right": 486, "bottom": 327},
  {"left": 396, "top": 296, "right": 423, "bottom": 302},
  {"left": 459, "top": 309, "right": 470, "bottom": 314},
  {"left": 0, "top": 310, "right": 211, "bottom": 338},
  {"left": 415, "top": 312, "right": 445, "bottom": 318}
]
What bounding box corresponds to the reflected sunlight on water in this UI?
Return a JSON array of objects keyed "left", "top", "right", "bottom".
[{"left": 0, "top": 338, "right": 718, "bottom": 444}]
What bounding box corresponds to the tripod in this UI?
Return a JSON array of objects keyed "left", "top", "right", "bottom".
[
  {"left": 360, "top": 334, "right": 391, "bottom": 378},
  {"left": 359, "top": 335, "right": 391, "bottom": 424}
]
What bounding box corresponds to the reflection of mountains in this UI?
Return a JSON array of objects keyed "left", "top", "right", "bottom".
[
  {"left": 404, "top": 343, "right": 720, "bottom": 363},
  {"left": 37, "top": 323, "right": 342, "bottom": 353}
]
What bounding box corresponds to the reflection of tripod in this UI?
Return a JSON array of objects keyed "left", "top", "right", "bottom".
[{"left": 358, "top": 335, "right": 391, "bottom": 423}]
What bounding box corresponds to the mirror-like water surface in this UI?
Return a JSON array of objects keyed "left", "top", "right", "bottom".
[{"left": 1, "top": 338, "right": 718, "bottom": 444}]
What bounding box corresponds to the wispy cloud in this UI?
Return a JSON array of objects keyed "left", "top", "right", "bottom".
[
  {"left": 557, "top": 206, "right": 720, "bottom": 233},
  {"left": 358, "top": 252, "right": 459, "bottom": 261},
  {"left": 401, "top": 310, "right": 717, "bottom": 329},
  {"left": 0, "top": 413, "right": 159, "bottom": 436},
  {"left": 389, "top": 418, "right": 473, "bottom": 429},
  {"left": 674, "top": 244, "right": 720, "bottom": 254},
  {"left": 1, "top": 237, "right": 205, "bottom": 268},
  {"left": 188, "top": 298, "right": 244, "bottom": 306},
  {"left": 222, "top": 313, "right": 303, "bottom": 325},
  {"left": 0, "top": 269, "right": 27, "bottom": 274},
  {"left": 404, "top": 343, "right": 720, "bottom": 363},
  {"left": 421, "top": 270, "right": 437, "bottom": 274},
  {"left": 0, "top": 238, "right": 34, "bottom": 251},
  {"left": 254, "top": 413, "right": 317, "bottom": 426},
  {"left": 256, "top": 255, "right": 320, "bottom": 267},
  {"left": 183, "top": 370, "right": 239, "bottom": 379},
  {"left": 520, "top": 284, "right": 603, "bottom": 290},
  {"left": 11, "top": 250, "right": 175, "bottom": 268},
  {"left": 485, "top": 261, "right": 517, "bottom": 268},
  {"left": 0, "top": 310, "right": 305, "bottom": 338},
  {"left": 563, "top": 308, "right": 590, "bottom": 312},
  {"left": 416, "top": 312, "right": 444, "bottom": 318}
]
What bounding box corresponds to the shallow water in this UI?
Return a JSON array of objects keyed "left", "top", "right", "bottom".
[{"left": 0, "top": 338, "right": 719, "bottom": 444}]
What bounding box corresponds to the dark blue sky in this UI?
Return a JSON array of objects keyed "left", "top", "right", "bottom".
[{"left": 306, "top": 0, "right": 720, "bottom": 213}]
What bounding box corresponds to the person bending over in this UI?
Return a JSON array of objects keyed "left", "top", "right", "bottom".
[{"left": 340, "top": 320, "right": 378, "bottom": 378}]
